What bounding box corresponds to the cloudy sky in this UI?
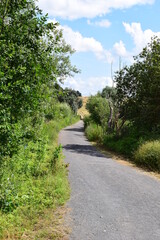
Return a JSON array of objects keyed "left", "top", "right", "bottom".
[{"left": 38, "top": 0, "right": 160, "bottom": 96}]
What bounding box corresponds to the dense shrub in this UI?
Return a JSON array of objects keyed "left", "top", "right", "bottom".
[
  {"left": 0, "top": 124, "right": 57, "bottom": 212},
  {"left": 85, "top": 123, "right": 103, "bottom": 142},
  {"left": 83, "top": 115, "right": 91, "bottom": 128},
  {"left": 0, "top": 103, "right": 78, "bottom": 214},
  {"left": 134, "top": 140, "right": 160, "bottom": 171},
  {"left": 58, "top": 87, "right": 82, "bottom": 113},
  {"left": 86, "top": 96, "right": 109, "bottom": 131},
  {"left": 85, "top": 116, "right": 160, "bottom": 172},
  {"left": 0, "top": 105, "right": 79, "bottom": 237},
  {"left": 103, "top": 134, "right": 139, "bottom": 157}
]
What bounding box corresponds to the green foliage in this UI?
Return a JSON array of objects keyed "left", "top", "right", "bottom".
[
  {"left": 0, "top": 126, "right": 54, "bottom": 212},
  {"left": 85, "top": 123, "right": 103, "bottom": 142},
  {"left": 85, "top": 115, "right": 160, "bottom": 172},
  {"left": 0, "top": 0, "right": 80, "bottom": 237},
  {"left": 134, "top": 140, "right": 160, "bottom": 171},
  {"left": 101, "top": 86, "right": 117, "bottom": 101},
  {"left": 84, "top": 37, "right": 160, "bottom": 173},
  {"left": 58, "top": 87, "right": 82, "bottom": 113},
  {"left": 86, "top": 96, "right": 110, "bottom": 131},
  {"left": 0, "top": 106, "right": 78, "bottom": 237},
  {"left": 44, "top": 98, "right": 72, "bottom": 121},
  {"left": 59, "top": 103, "right": 72, "bottom": 119},
  {"left": 83, "top": 115, "right": 92, "bottom": 128},
  {"left": 100, "top": 86, "right": 120, "bottom": 132},
  {"left": 103, "top": 132, "right": 139, "bottom": 157},
  {"left": 0, "top": 0, "right": 78, "bottom": 158},
  {"left": 51, "top": 145, "right": 62, "bottom": 172},
  {"left": 85, "top": 119, "right": 139, "bottom": 157},
  {"left": 0, "top": 102, "right": 78, "bottom": 212},
  {"left": 115, "top": 36, "right": 160, "bottom": 130}
]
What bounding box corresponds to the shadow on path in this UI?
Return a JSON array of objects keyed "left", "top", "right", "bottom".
[
  {"left": 64, "top": 127, "right": 84, "bottom": 133},
  {"left": 63, "top": 144, "right": 105, "bottom": 158}
]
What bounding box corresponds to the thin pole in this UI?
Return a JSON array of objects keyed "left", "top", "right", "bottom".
[{"left": 111, "top": 61, "right": 114, "bottom": 88}]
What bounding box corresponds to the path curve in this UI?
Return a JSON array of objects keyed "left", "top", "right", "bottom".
[{"left": 59, "top": 121, "right": 160, "bottom": 240}]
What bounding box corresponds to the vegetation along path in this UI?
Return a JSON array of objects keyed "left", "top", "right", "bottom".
[{"left": 59, "top": 120, "right": 160, "bottom": 240}]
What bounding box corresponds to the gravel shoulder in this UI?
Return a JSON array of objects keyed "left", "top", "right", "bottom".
[{"left": 59, "top": 121, "right": 160, "bottom": 240}]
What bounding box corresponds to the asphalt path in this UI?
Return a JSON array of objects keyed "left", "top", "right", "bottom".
[{"left": 59, "top": 121, "right": 160, "bottom": 240}]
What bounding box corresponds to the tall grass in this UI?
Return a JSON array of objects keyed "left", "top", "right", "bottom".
[{"left": 134, "top": 140, "right": 160, "bottom": 171}]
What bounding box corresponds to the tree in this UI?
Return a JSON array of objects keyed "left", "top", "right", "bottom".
[
  {"left": 115, "top": 37, "right": 160, "bottom": 130},
  {"left": 101, "top": 86, "right": 116, "bottom": 100},
  {"left": 101, "top": 86, "right": 118, "bottom": 131},
  {"left": 86, "top": 96, "right": 110, "bottom": 131},
  {"left": 0, "top": 0, "right": 78, "bottom": 157},
  {"left": 58, "top": 87, "right": 82, "bottom": 113}
]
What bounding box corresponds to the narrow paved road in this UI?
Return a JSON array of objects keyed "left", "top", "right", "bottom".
[{"left": 59, "top": 121, "right": 160, "bottom": 240}]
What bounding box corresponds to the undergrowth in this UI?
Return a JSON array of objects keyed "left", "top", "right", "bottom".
[
  {"left": 0, "top": 104, "right": 79, "bottom": 239},
  {"left": 84, "top": 120, "right": 160, "bottom": 172},
  {"left": 85, "top": 123, "right": 103, "bottom": 142},
  {"left": 134, "top": 140, "right": 160, "bottom": 171}
]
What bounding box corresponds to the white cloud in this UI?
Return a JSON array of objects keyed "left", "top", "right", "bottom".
[
  {"left": 63, "top": 76, "right": 113, "bottom": 96},
  {"left": 112, "top": 22, "right": 160, "bottom": 65},
  {"left": 61, "top": 25, "right": 113, "bottom": 62},
  {"left": 38, "top": 0, "right": 154, "bottom": 20},
  {"left": 123, "top": 22, "right": 160, "bottom": 54},
  {"left": 113, "top": 40, "right": 128, "bottom": 57},
  {"left": 87, "top": 19, "right": 111, "bottom": 28}
]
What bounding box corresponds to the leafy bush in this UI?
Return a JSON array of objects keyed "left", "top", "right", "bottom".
[
  {"left": 58, "top": 87, "right": 82, "bottom": 113},
  {"left": 134, "top": 140, "right": 160, "bottom": 171},
  {"left": 0, "top": 0, "right": 80, "bottom": 237},
  {"left": 44, "top": 99, "right": 72, "bottom": 121},
  {"left": 59, "top": 103, "right": 72, "bottom": 119},
  {"left": 85, "top": 123, "right": 103, "bottom": 142},
  {"left": 0, "top": 103, "right": 79, "bottom": 237},
  {"left": 83, "top": 115, "right": 91, "bottom": 128},
  {"left": 0, "top": 108, "right": 78, "bottom": 213},
  {"left": 86, "top": 96, "right": 109, "bottom": 131},
  {"left": 103, "top": 134, "right": 139, "bottom": 156}
]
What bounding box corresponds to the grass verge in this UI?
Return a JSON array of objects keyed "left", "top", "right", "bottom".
[
  {"left": 0, "top": 115, "right": 79, "bottom": 239},
  {"left": 85, "top": 121, "right": 160, "bottom": 174}
]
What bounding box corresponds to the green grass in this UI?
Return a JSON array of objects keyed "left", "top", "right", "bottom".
[
  {"left": 134, "top": 140, "right": 160, "bottom": 171},
  {"left": 103, "top": 134, "right": 139, "bottom": 157},
  {"left": 0, "top": 111, "right": 79, "bottom": 239}
]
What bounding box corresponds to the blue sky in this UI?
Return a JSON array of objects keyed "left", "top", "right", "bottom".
[{"left": 38, "top": 0, "right": 160, "bottom": 96}]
